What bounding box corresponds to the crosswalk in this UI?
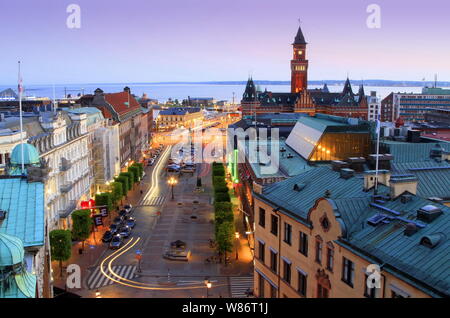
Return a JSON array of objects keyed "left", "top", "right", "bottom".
[
  {"left": 230, "top": 276, "right": 254, "bottom": 298},
  {"left": 141, "top": 196, "right": 165, "bottom": 206},
  {"left": 87, "top": 265, "right": 137, "bottom": 290}
]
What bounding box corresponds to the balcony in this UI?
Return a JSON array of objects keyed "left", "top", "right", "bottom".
[
  {"left": 59, "top": 157, "right": 72, "bottom": 172},
  {"left": 60, "top": 183, "right": 74, "bottom": 194},
  {"left": 59, "top": 200, "right": 77, "bottom": 218}
]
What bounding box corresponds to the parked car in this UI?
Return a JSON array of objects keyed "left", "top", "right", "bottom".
[
  {"left": 102, "top": 231, "right": 113, "bottom": 243},
  {"left": 109, "top": 224, "right": 120, "bottom": 234},
  {"left": 148, "top": 159, "right": 154, "bottom": 166},
  {"left": 124, "top": 204, "right": 133, "bottom": 213},
  {"left": 109, "top": 235, "right": 123, "bottom": 249},
  {"left": 113, "top": 216, "right": 124, "bottom": 225},
  {"left": 119, "top": 226, "right": 132, "bottom": 238},
  {"left": 125, "top": 217, "right": 136, "bottom": 228},
  {"left": 119, "top": 210, "right": 127, "bottom": 218}
]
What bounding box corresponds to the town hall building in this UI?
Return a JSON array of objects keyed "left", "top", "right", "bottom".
[{"left": 241, "top": 25, "right": 368, "bottom": 120}]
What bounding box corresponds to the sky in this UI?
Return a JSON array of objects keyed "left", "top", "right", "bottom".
[{"left": 0, "top": 0, "right": 449, "bottom": 85}]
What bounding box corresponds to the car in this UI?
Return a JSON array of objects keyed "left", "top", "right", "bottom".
[
  {"left": 102, "top": 231, "right": 113, "bottom": 243},
  {"left": 113, "top": 216, "right": 124, "bottom": 225},
  {"left": 148, "top": 159, "right": 155, "bottom": 166},
  {"left": 109, "top": 224, "right": 120, "bottom": 234},
  {"left": 109, "top": 235, "right": 123, "bottom": 249},
  {"left": 119, "top": 226, "right": 132, "bottom": 238},
  {"left": 124, "top": 204, "right": 132, "bottom": 213},
  {"left": 119, "top": 209, "right": 127, "bottom": 218},
  {"left": 125, "top": 217, "right": 136, "bottom": 228}
]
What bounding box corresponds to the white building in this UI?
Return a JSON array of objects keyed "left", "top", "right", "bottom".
[{"left": 367, "top": 91, "right": 381, "bottom": 122}]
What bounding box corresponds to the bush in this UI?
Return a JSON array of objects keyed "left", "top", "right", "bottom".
[
  {"left": 215, "top": 221, "right": 234, "bottom": 255},
  {"left": 215, "top": 209, "right": 234, "bottom": 225},
  {"left": 212, "top": 167, "right": 225, "bottom": 177},
  {"left": 213, "top": 176, "right": 226, "bottom": 187},
  {"left": 214, "top": 201, "right": 232, "bottom": 214},
  {"left": 49, "top": 229, "right": 72, "bottom": 278},
  {"left": 215, "top": 191, "right": 230, "bottom": 203},
  {"left": 214, "top": 184, "right": 229, "bottom": 194}
]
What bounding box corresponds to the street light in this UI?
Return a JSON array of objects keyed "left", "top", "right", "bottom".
[
  {"left": 95, "top": 289, "right": 101, "bottom": 298},
  {"left": 235, "top": 232, "right": 240, "bottom": 260},
  {"left": 168, "top": 176, "right": 178, "bottom": 200},
  {"left": 204, "top": 278, "right": 212, "bottom": 298}
]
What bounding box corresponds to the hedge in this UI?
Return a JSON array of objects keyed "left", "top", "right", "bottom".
[
  {"left": 213, "top": 176, "right": 226, "bottom": 187},
  {"left": 214, "top": 201, "right": 232, "bottom": 214},
  {"left": 214, "top": 184, "right": 229, "bottom": 194},
  {"left": 110, "top": 182, "right": 123, "bottom": 204},
  {"left": 119, "top": 172, "right": 133, "bottom": 190},
  {"left": 214, "top": 191, "right": 231, "bottom": 203},
  {"left": 132, "top": 163, "right": 144, "bottom": 178},
  {"left": 128, "top": 166, "right": 140, "bottom": 183}
]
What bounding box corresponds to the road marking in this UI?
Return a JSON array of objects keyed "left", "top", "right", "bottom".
[
  {"left": 87, "top": 265, "right": 136, "bottom": 290},
  {"left": 142, "top": 196, "right": 166, "bottom": 206},
  {"left": 230, "top": 276, "right": 254, "bottom": 298}
]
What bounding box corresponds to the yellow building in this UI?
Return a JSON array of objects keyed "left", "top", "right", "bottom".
[
  {"left": 156, "top": 107, "right": 203, "bottom": 131},
  {"left": 253, "top": 167, "right": 449, "bottom": 298}
]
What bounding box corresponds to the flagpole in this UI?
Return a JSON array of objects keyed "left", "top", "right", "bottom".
[
  {"left": 18, "top": 61, "right": 25, "bottom": 175},
  {"left": 374, "top": 115, "right": 381, "bottom": 195}
]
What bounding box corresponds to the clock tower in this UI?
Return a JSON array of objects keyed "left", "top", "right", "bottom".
[{"left": 291, "top": 25, "right": 308, "bottom": 93}]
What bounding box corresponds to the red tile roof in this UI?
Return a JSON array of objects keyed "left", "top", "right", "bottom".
[{"left": 104, "top": 92, "right": 141, "bottom": 117}]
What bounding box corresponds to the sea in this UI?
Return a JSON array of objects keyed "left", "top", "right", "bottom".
[{"left": 0, "top": 83, "right": 424, "bottom": 103}]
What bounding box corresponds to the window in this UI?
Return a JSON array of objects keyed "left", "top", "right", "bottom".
[
  {"left": 270, "top": 285, "right": 277, "bottom": 298},
  {"left": 270, "top": 215, "right": 278, "bottom": 236},
  {"left": 297, "top": 271, "right": 307, "bottom": 297},
  {"left": 315, "top": 240, "right": 322, "bottom": 264},
  {"left": 342, "top": 257, "right": 355, "bottom": 287},
  {"left": 299, "top": 232, "right": 308, "bottom": 256},
  {"left": 258, "top": 274, "right": 265, "bottom": 298},
  {"left": 283, "top": 260, "right": 291, "bottom": 284},
  {"left": 258, "top": 208, "right": 265, "bottom": 228},
  {"left": 283, "top": 222, "right": 292, "bottom": 245},
  {"left": 326, "top": 247, "right": 334, "bottom": 272},
  {"left": 317, "top": 284, "right": 329, "bottom": 298},
  {"left": 270, "top": 250, "right": 278, "bottom": 272},
  {"left": 364, "top": 274, "right": 376, "bottom": 298},
  {"left": 258, "top": 241, "right": 265, "bottom": 263}
]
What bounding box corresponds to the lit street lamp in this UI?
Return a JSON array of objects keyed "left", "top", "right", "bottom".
[
  {"left": 235, "top": 232, "right": 240, "bottom": 260},
  {"left": 167, "top": 176, "right": 178, "bottom": 200},
  {"left": 204, "top": 277, "right": 212, "bottom": 298}
]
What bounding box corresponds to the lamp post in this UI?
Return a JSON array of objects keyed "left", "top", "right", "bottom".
[
  {"left": 204, "top": 277, "right": 212, "bottom": 298},
  {"left": 167, "top": 176, "right": 178, "bottom": 200},
  {"left": 235, "top": 232, "right": 240, "bottom": 260}
]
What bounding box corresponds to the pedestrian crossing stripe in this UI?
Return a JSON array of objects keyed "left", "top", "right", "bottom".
[
  {"left": 87, "top": 265, "right": 137, "bottom": 290},
  {"left": 230, "top": 276, "right": 254, "bottom": 298},
  {"left": 141, "top": 196, "right": 165, "bottom": 206}
]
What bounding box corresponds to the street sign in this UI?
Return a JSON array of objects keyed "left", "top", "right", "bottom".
[
  {"left": 136, "top": 249, "right": 142, "bottom": 255},
  {"left": 135, "top": 254, "right": 142, "bottom": 260},
  {"left": 99, "top": 206, "right": 108, "bottom": 217},
  {"left": 93, "top": 215, "right": 103, "bottom": 226}
]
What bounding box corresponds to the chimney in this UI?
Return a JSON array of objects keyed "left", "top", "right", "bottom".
[
  {"left": 124, "top": 86, "right": 131, "bottom": 94},
  {"left": 363, "top": 170, "right": 391, "bottom": 191},
  {"left": 253, "top": 181, "right": 263, "bottom": 194},
  {"left": 389, "top": 175, "right": 418, "bottom": 199}
]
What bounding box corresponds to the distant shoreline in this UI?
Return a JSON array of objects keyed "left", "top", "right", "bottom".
[{"left": 1, "top": 80, "right": 449, "bottom": 88}]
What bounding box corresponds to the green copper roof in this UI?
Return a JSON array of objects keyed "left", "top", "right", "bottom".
[
  {"left": 0, "top": 178, "right": 45, "bottom": 247},
  {"left": 10, "top": 143, "right": 40, "bottom": 165},
  {"left": 1, "top": 270, "right": 36, "bottom": 298},
  {"left": 381, "top": 140, "right": 450, "bottom": 163},
  {"left": 0, "top": 232, "right": 24, "bottom": 266},
  {"left": 68, "top": 107, "right": 104, "bottom": 126}
]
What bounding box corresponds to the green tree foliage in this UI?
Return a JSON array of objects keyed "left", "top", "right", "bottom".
[
  {"left": 110, "top": 182, "right": 123, "bottom": 204},
  {"left": 132, "top": 163, "right": 144, "bottom": 178},
  {"left": 49, "top": 229, "right": 72, "bottom": 278},
  {"left": 95, "top": 193, "right": 113, "bottom": 214},
  {"left": 214, "top": 191, "right": 231, "bottom": 203},
  {"left": 128, "top": 166, "right": 140, "bottom": 183},
  {"left": 213, "top": 176, "right": 226, "bottom": 187},
  {"left": 71, "top": 209, "right": 93, "bottom": 249},
  {"left": 120, "top": 172, "right": 134, "bottom": 188},
  {"left": 215, "top": 221, "right": 234, "bottom": 257},
  {"left": 115, "top": 176, "right": 130, "bottom": 193},
  {"left": 214, "top": 183, "right": 229, "bottom": 194}
]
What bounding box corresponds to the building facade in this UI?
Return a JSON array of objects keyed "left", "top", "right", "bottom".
[{"left": 156, "top": 107, "right": 203, "bottom": 131}]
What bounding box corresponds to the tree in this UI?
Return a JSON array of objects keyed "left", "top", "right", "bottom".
[
  {"left": 95, "top": 193, "right": 113, "bottom": 214},
  {"left": 71, "top": 209, "right": 93, "bottom": 251},
  {"left": 115, "top": 176, "right": 130, "bottom": 194},
  {"left": 120, "top": 172, "right": 134, "bottom": 189},
  {"left": 111, "top": 182, "right": 123, "bottom": 205},
  {"left": 128, "top": 166, "right": 140, "bottom": 183},
  {"left": 49, "top": 230, "right": 72, "bottom": 278},
  {"left": 215, "top": 191, "right": 231, "bottom": 203},
  {"left": 215, "top": 221, "right": 234, "bottom": 263}
]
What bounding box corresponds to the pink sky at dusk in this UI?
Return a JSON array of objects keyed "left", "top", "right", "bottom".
[{"left": 0, "top": 0, "right": 449, "bottom": 85}]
